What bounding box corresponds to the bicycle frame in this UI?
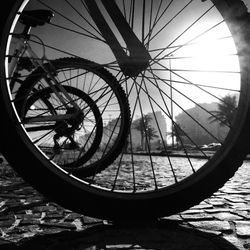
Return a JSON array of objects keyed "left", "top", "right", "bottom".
[
  {"left": 8, "top": 32, "right": 82, "bottom": 124},
  {"left": 83, "top": 0, "right": 151, "bottom": 77}
]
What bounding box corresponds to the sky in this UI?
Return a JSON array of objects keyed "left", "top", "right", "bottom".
[{"left": 243, "top": 0, "right": 250, "bottom": 10}]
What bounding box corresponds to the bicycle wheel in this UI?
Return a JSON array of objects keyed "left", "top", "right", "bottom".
[
  {"left": 15, "top": 58, "right": 131, "bottom": 176},
  {"left": 16, "top": 84, "right": 104, "bottom": 172},
  {"left": 1, "top": 0, "right": 250, "bottom": 220}
]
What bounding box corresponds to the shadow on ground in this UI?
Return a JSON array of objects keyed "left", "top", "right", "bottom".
[{"left": 0, "top": 219, "right": 239, "bottom": 250}]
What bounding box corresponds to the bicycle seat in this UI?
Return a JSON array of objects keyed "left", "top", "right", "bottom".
[{"left": 19, "top": 10, "right": 54, "bottom": 27}]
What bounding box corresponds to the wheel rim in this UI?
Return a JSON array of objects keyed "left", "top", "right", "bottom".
[
  {"left": 14, "top": 59, "right": 130, "bottom": 176},
  {"left": 2, "top": 0, "right": 250, "bottom": 198},
  {"left": 19, "top": 85, "right": 104, "bottom": 169}
]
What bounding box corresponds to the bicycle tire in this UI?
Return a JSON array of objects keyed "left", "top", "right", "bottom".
[
  {"left": 16, "top": 84, "right": 104, "bottom": 171},
  {"left": 0, "top": 0, "right": 250, "bottom": 220},
  {"left": 15, "top": 58, "right": 131, "bottom": 176}
]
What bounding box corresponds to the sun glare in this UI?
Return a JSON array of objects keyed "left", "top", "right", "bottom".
[{"left": 170, "top": 21, "right": 241, "bottom": 107}]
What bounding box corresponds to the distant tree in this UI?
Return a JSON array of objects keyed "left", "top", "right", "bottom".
[
  {"left": 166, "top": 123, "right": 185, "bottom": 147},
  {"left": 133, "top": 114, "right": 157, "bottom": 150},
  {"left": 133, "top": 116, "right": 145, "bottom": 150},
  {"left": 145, "top": 126, "right": 159, "bottom": 149},
  {"left": 172, "top": 123, "right": 185, "bottom": 147},
  {"left": 208, "top": 94, "right": 237, "bottom": 127}
]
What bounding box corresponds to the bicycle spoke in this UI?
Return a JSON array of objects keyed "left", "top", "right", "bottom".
[
  {"left": 151, "top": 60, "right": 238, "bottom": 116},
  {"left": 5, "top": 0, "right": 247, "bottom": 196},
  {"left": 141, "top": 73, "right": 178, "bottom": 182},
  {"left": 37, "top": 0, "right": 105, "bottom": 42},
  {"left": 151, "top": 7, "right": 222, "bottom": 63},
  {"left": 146, "top": 0, "right": 194, "bottom": 47}
]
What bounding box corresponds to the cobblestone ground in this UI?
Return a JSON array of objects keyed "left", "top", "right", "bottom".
[{"left": 0, "top": 156, "right": 249, "bottom": 250}]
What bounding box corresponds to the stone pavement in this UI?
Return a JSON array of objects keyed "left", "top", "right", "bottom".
[{"left": 0, "top": 156, "right": 249, "bottom": 249}]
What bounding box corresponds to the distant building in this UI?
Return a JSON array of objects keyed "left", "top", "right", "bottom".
[
  {"left": 175, "top": 103, "right": 228, "bottom": 145},
  {"left": 99, "top": 111, "right": 167, "bottom": 151}
]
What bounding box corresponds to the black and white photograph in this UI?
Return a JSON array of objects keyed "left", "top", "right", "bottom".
[{"left": 0, "top": 0, "right": 249, "bottom": 249}]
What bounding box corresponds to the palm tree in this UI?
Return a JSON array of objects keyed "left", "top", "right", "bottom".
[
  {"left": 208, "top": 94, "right": 237, "bottom": 127},
  {"left": 145, "top": 126, "right": 159, "bottom": 149},
  {"left": 133, "top": 116, "right": 145, "bottom": 150},
  {"left": 167, "top": 123, "right": 185, "bottom": 148},
  {"left": 133, "top": 114, "right": 156, "bottom": 150}
]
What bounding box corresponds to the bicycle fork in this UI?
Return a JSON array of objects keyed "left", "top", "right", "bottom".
[{"left": 84, "top": 0, "right": 151, "bottom": 77}]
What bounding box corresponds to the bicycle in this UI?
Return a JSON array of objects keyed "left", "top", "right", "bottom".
[
  {"left": 1, "top": 0, "right": 250, "bottom": 221},
  {"left": 6, "top": 9, "right": 131, "bottom": 177}
]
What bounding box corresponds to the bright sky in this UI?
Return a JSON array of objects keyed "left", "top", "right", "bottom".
[{"left": 243, "top": 0, "right": 250, "bottom": 10}]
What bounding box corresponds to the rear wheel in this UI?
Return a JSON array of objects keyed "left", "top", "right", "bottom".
[
  {"left": 16, "top": 85, "right": 104, "bottom": 170},
  {"left": 15, "top": 58, "right": 131, "bottom": 176},
  {"left": 0, "top": 0, "right": 250, "bottom": 220}
]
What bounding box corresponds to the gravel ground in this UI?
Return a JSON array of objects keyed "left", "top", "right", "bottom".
[{"left": 0, "top": 155, "right": 249, "bottom": 249}]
